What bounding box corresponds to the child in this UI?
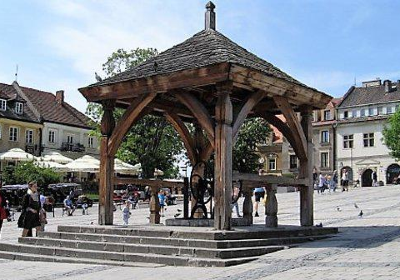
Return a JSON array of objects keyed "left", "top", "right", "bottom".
[
  {"left": 122, "top": 201, "right": 131, "bottom": 226},
  {"left": 158, "top": 190, "right": 166, "bottom": 217}
]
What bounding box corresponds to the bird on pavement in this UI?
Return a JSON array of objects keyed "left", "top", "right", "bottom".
[
  {"left": 177, "top": 209, "right": 182, "bottom": 212},
  {"left": 354, "top": 203, "right": 359, "bottom": 209},
  {"left": 316, "top": 222, "right": 323, "bottom": 227},
  {"left": 358, "top": 210, "right": 363, "bottom": 217},
  {"left": 174, "top": 213, "right": 181, "bottom": 218},
  {"left": 336, "top": 207, "right": 341, "bottom": 212}
]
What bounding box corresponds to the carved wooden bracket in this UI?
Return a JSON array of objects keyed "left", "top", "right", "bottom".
[{"left": 100, "top": 100, "right": 115, "bottom": 137}]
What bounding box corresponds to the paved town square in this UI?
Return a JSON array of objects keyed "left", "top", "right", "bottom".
[{"left": 1, "top": 185, "right": 400, "bottom": 280}]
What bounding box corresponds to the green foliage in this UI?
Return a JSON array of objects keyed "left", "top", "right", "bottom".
[
  {"left": 86, "top": 47, "right": 183, "bottom": 178},
  {"left": 233, "top": 118, "right": 270, "bottom": 173},
  {"left": 383, "top": 109, "right": 400, "bottom": 160},
  {"left": 2, "top": 162, "right": 60, "bottom": 187}
]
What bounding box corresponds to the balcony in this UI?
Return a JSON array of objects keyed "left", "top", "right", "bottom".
[{"left": 61, "top": 142, "right": 85, "bottom": 153}]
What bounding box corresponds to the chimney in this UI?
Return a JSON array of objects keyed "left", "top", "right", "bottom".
[
  {"left": 56, "top": 90, "right": 64, "bottom": 104},
  {"left": 384, "top": 80, "right": 392, "bottom": 93},
  {"left": 205, "top": 1, "right": 216, "bottom": 30}
]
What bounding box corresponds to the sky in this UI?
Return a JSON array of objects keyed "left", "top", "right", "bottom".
[{"left": 1, "top": 0, "right": 400, "bottom": 113}]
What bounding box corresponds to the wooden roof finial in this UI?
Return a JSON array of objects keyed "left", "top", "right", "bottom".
[{"left": 205, "top": 1, "right": 216, "bottom": 30}]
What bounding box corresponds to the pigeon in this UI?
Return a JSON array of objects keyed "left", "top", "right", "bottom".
[
  {"left": 174, "top": 213, "right": 181, "bottom": 218},
  {"left": 95, "top": 72, "right": 103, "bottom": 82},
  {"left": 358, "top": 210, "right": 363, "bottom": 217},
  {"left": 316, "top": 222, "right": 323, "bottom": 227},
  {"left": 336, "top": 207, "right": 341, "bottom": 212},
  {"left": 177, "top": 209, "right": 182, "bottom": 212},
  {"left": 354, "top": 203, "right": 359, "bottom": 209}
]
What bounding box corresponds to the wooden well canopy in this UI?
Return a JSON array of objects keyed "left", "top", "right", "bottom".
[{"left": 79, "top": 1, "right": 332, "bottom": 230}]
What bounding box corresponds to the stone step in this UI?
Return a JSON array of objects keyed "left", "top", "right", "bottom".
[
  {"left": 0, "top": 243, "right": 257, "bottom": 267},
  {"left": 18, "top": 237, "right": 285, "bottom": 259},
  {"left": 38, "top": 231, "right": 329, "bottom": 249},
  {"left": 57, "top": 225, "right": 338, "bottom": 241}
]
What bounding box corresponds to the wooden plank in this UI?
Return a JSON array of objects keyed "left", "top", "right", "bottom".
[
  {"left": 233, "top": 173, "right": 307, "bottom": 186},
  {"left": 273, "top": 96, "right": 308, "bottom": 161},
  {"left": 80, "top": 63, "right": 230, "bottom": 102},
  {"left": 99, "top": 137, "right": 114, "bottom": 225},
  {"left": 232, "top": 90, "right": 266, "bottom": 143},
  {"left": 108, "top": 92, "right": 157, "bottom": 156},
  {"left": 176, "top": 92, "right": 215, "bottom": 147},
  {"left": 114, "top": 177, "right": 184, "bottom": 189},
  {"left": 214, "top": 86, "right": 233, "bottom": 230},
  {"left": 164, "top": 111, "right": 197, "bottom": 165}
]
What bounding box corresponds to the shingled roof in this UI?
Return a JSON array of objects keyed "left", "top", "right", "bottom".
[
  {"left": 20, "top": 86, "right": 91, "bottom": 129},
  {"left": 88, "top": 28, "right": 312, "bottom": 91},
  {"left": 0, "top": 83, "right": 40, "bottom": 123},
  {"left": 339, "top": 82, "right": 400, "bottom": 108}
]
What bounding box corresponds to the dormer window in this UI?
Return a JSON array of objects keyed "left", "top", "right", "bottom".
[
  {"left": 323, "top": 110, "right": 331, "bottom": 121},
  {"left": 0, "top": 99, "right": 6, "bottom": 111},
  {"left": 15, "top": 102, "right": 23, "bottom": 114}
]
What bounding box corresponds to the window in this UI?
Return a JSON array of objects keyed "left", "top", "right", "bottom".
[
  {"left": 360, "top": 109, "right": 366, "bottom": 117},
  {"left": 388, "top": 106, "right": 394, "bottom": 114},
  {"left": 25, "top": 129, "right": 34, "bottom": 144},
  {"left": 15, "top": 102, "right": 23, "bottom": 114},
  {"left": 67, "top": 135, "right": 74, "bottom": 144},
  {"left": 369, "top": 107, "right": 376, "bottom": 116},
  {"left": 9, "top": 127, "right": 19, "bottom": 142},
  {"left": 363, "top": 133, "right": 374, "bottom": 147},
  {"left": 48, "top": 129, "right": 57, "bottom": 143},
  {"left": 0, "top": 99, "right": 6, "bottom": 111},
  {"left": 378, "top": 106, "right": 384, "bottom": 115},
  {"left": 88, "top": 137, "right": 94, "bottom": 148},
  {"left": 343, "top": 111, "right": 349, "bottom": 119},
  {"left": 268, "top": 158, "right": 276, "bottom": 171},
  {"left": 343, "top": 134, "right": 354, "bottom": 149},
  {"left": 289, "top": 155, "right": 297, "bottom": 169},
  {"left": 0, "top": 124, "right": 2, "bottom": 139},
  {"left": 320, "top": 152, "right": 329, "bottom": 168},
  {"left": 324, "top": 110, "right": 331, "bottom": 121},
  {"left": 352, "top": 110, "right": 357, "bottom": 118},
  {"left": 321, "top": 130, "right": 330, "bottom": 143}
]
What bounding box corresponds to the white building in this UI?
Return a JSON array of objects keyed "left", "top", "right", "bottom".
[{"left": 336, "top": 79, "right": 400, "bottom": 187}]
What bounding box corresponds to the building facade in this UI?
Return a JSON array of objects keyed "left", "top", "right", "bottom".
[{"left": 336, "top": 79, "right": 400, "bottom": 187}]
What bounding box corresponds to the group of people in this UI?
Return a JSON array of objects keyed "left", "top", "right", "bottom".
[{"left": 314, "top": 170, "right": 339, "bottom": 193}]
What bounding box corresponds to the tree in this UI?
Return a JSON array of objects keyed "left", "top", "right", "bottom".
[
  {"left": 383, "top": 110, "right": 400, "bottom": 160},
  {"left": 233, "top": 118, "right": 271, "bottom": 173},
  {"left": 86, "top": 48, "right": 183, "bottom": 178},
  {"left": 2, "top": 162, "right": 60, "bottom": 187}
]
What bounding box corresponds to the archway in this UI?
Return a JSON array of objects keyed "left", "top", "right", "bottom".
[
  {"left": 362, "top": 168, "right": 373, "bottom": 187},
  {"left": 387, "top": 164, "right": 400, "bottom": 184}
]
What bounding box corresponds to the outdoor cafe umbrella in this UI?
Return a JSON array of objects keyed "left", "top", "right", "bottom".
[
  {"left": 34, "top": 160, "right": 70, "bottom": 172},
  {"left": 132, "top": 163, "right": 164, "bottom": 177},
  {"left": 41, "top": 151, "right": 73, "bottom": 164},
  {"left": 0, "top": 148, "right": 35, "bottom": 161},
  {"left": 64, "top": 155, "right": 100, "bottom": 173},
  {"left": 114, "top": 158, "right": 141, "bottom": 175}
]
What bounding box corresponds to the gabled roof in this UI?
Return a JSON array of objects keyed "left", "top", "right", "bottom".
[
  {"left": 89, "top": 29, "right": 312, "bottom": 91},
  {"left": 339, "top": 82, "right": 400, "bottom": 108},
  {"left": 20, "top": 86, "right": 91, "bottom": 129},
  {"left": 0, "top": 83, "right": 40, "bottom": 123}
]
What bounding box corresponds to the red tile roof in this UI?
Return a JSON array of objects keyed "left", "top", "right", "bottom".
[{"left": 20, "top": 85, "right": 91, "bottom": 129}]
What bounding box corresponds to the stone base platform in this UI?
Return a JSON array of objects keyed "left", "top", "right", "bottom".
[
  {"left": 0, "top": 224, "right": 338, "bottom": 267},
  {"left": 165, "top": 217, "right": 251, "bottom": 227}
]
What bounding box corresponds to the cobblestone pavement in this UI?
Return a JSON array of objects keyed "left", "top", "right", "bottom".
[{"left": 1, "top": 185, "right": 400, "bottom": 280}]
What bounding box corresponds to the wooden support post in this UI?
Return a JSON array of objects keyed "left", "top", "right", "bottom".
[
  {"left": 99, "top": 100, "right": 115, "bottom": 225},
  {"left": 149, "top": 186, "right": 161, "bottom": 224},
  {"left": 242, "top": 184, "right": 253, "bottom": 225},
  {"left": 299, "top": 107, "right": 314, "bottom": 226},
  {"left": 265, "top": 184, "right": 278, "bottom": 227},
  {"left": 214, "top": 83, "right": 233, "bottom": 230}
]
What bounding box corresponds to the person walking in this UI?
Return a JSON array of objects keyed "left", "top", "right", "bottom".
[
  {"left": 318, "top": 173, "right": 327, "bottom": 194},
  {"left": 158, "top": 190, "right": 166, "bottom": 217},
  {"left": 231, "top": 183, "right": 241, "bottom": 218},
  {"left": 254, "top": 187, "right": 265, "bottom": 217},
  {"left": 0, "top": 185, "right": 7, "bottom": 239},
  {"left": 372, "top": 169, "right": 378, "bottom": 187},
  {"left": 342, "top": 169, "right": 349, "bottom": 192},
  {"left": 331, "top": 170, "right": 338, "bottom": 192},
  {"left": 122, "top": 201, "right": 131, "bottom": 226},
  {"left": 18, "top": 181, "right": 42, "bottom": 237}
]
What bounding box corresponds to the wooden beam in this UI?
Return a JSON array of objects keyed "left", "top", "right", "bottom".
[
  {"left": 114, "top": 177, "right": 184, "bottom": 189},
  {"left": 232, "top": 90, "right": 266, "bottom": 143},
  {"left": 108, "top": 92, "right": 157, "bottom": 156},
  {"left": 164, "top": 111, "right": 197, "bottom": 165},
  {"left": 256, "top": 111, "right": 307, "bottom": 161},
  {"left": 233, "top": 173, "right": 307, "bottom": 186},
  {"left": 273, "top": 96, "right": 308, "bottom": 161},
  {"left": 175, "top": 92, "right": 215, "bottom": 147},
  {"left": 80, "top": 63, "right": 230, "bottom": 102}
]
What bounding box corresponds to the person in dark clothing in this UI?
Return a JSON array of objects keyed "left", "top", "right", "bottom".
[
  {"left": 0, "top": 185, "right": 8, "bottom": 237},
  {"left": 18, "top": 181, "right": 42, "bottom": 237}
]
